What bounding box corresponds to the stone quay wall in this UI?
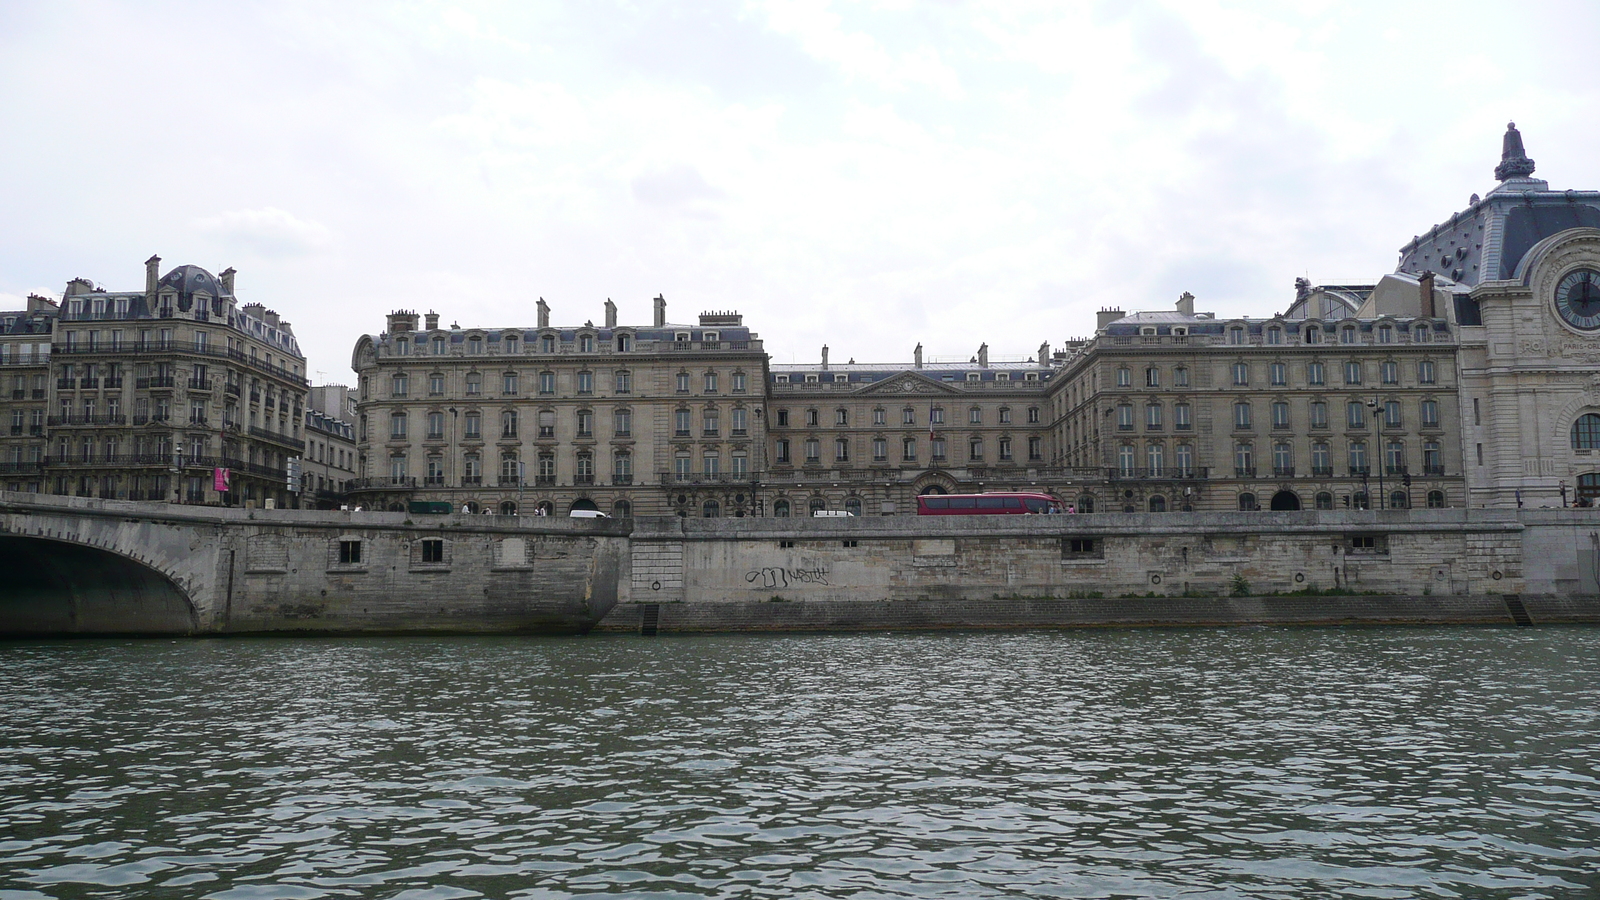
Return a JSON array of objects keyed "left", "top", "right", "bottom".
[
  {"left": 0, "top": 492, "right": 629, "bottom": 635},
  {"left": 600, "top": 509, "right": 1600, "bottom": 632}
]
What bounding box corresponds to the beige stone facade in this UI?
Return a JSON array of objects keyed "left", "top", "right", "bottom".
[
  {"left": 0, "top": 257, "right": 309, "bottom": 507},
  {"left": 349, "top": 303, "right": 767, "bottom": 516}
]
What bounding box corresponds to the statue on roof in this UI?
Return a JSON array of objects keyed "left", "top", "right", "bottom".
[{"left": 1494, "top": 121, "right": 1536, "bottom": 181}]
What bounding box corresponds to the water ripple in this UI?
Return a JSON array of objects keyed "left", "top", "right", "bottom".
[{"left": 1, "top": 629, "right": 1599, "bottom": 898}]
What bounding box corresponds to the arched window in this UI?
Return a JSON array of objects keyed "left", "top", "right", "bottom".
[
  {"left": 1573, "top": 414, "right": 1600, "bottom": 449},
  {"left": 702, "top": 499, "right": 720, "bottom": 518},
  {"left": 1315, "top": 491, "right": 1333, "bottom": 510},
  {"left": 1427, "top": 490, "right": 1446, "bottom": 509},
  {"left": 1238, "top": 492, "right": 1258, "bottom": 511},
  {"left": 1390, "top": 490, "right": 1409, "bottom": 509},
  {"left": 499, "top": 500, "right": 518, "bottom": 515},
  {"left": 774, "top": 499, "right": 790, "bottom": 518},
  {"left": 1148, "top": 495, "right": 1166, "bottom": 512},
  {"left": 613, "top": 499, "right": 633, "bottom": 518},
  {"left": 1352, "top": 491, "right": 1369, "bottom": 510},
  {"left": 809, "top": 497, "right": 826, "bottom": 514},
  {"left": 845, "top": 497, "right": 863, "bottom": 516}
]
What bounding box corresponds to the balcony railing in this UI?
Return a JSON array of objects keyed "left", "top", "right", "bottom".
[
  {"left": 248, "top": 425, "right": 306, "bottom": 451},
  {"left": 659, "top": 472, "right": 761, "bottom": 485},
  {"left": 349, "top": 476, "right": 417, "bottom": 490},
  {"left": 52, "top": 340, "right": 309, "bottom": 385},
  {"left": 1423, "top": 465, "right": 1445, "bottom": 476},
  {"left": 499, "top": 475, "right": 522, "bottom": 486},
  {"left": 47, "top": 414, "right": 128, "bottom": 427},
  {"left": 1273, "top": 466, "right": 1295, "bottom": 477},
  {"left": 1109, "top": 467, "right": 1208, "bottom": 480}
]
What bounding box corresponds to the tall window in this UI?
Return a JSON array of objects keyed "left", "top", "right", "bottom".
[
  {"left": 576, "top": 409, "right": 593, "bottom": 438},
  {"left": 1146, "top": 443, "right": 1164, "bottom": 475},
  {"left": 1117, "top": 405, "right": 1134, "bottom": 430},
  {"left": 1423, "top": 441, "right": 1442, "bottom": 473},
  {"left": 1174, "top": 367, "right": 1190, "bottom": 387},
  {"left": 391, "top": 373, "right": 408, "bottom": 397},
  {"left": 614, "top": 370, "right": 632, "bottom": 393},
  {"left": 1310, "top": 401, "right": 1328, "bottom": 429},
  {"left": 1418, "top": 360, "right": 1436, "bottom": 384},
  {"left": 1175, "top": 443, "right": 1194, "bottom": 476},
  {"left": 1307, "top": 361, "right": 1325, "bottom": 385},
  {"left": 1145, "top": 367, "right": 1159, "bottom": 387},
  {"left": 1117, "top": 367, "right": 1132, "bottom": 387},
  {"left": 836, "top": 438, "right": 849, "bottom": 461},
  {"left": 1349, "top": 441, "right": 1368, "bottom": 473},
  {"left": 1572, "top": 414, "right": 1600, "bottom": 449},
  {"left": 1273, "top": 442, "right": 1293, "bottom": 475},
  {"left": 1234, "top": 443, "right": 1253, "bottom": 476},
  {"left": 1344, "top": 361, "right": 1362, "bottom": 385},
  {"left": 614, "top": 408, "right": 631, "bottom": 436},
  {"left": 1381, "top": 361, "right": 1398, "bottom": 384},
  {"left": 503, "top": 372, "right": 518, "bottom": 394},
  {"left": 1420, "top": 399, "right": 1439, "bottom": 428},
  {"left": 427, "top": 411, "right": 444, "bottom": 439},
  {"left": 390, "top": 411, "right": 407, "bottom": 439},
  {"left": 1386, "top": 440, "right": 1406, "bottom": 474},
  {"left": 731, "top": 407, "right": 747, "bottom": 435},
  {"left": 1118, "top": 444, "right": 1136, "bottom": 476},
  {"left": 674, "top": 409, "right": 691, "bottom": 436},
  {"left": 1232, "top": 362, "right": 1249, "bottom": 386},
  {"left": 1174, "top": 402, "right": 1191, "bottom": 431},
  {"left": 1311, "top": 442, "right": 1330, "bottom": 474},
  {"left": 538, "top": 410, "right": 555, "bottom": 438},
  {"left": 539, "top": 372, "right": 555, "bottom": 394},
  {"left": 1270, "top": 362, "right": 1287, "bottom": 386},
  {"left": 1233, "top": 401, "right": 1252, "bottom": 430},
  {"left": 1146, "top": 403, "right": 1162, "bottom": 429},
  {"left": 613, "top": 451, "right": 632, "bottom": 483},
  {"left": 903, "top": 438, "right": 916, "bottom": 461},
  {"left": 464, "top": 412, "right": 481, "bottom": 439},
  {"left": 1271, "top": 401, "right": 1290, "bottom": 429},
  {"left": 1347, "top": 401, "right": 1365, "bottom": 429},
  {"left": 576, "top": 371, "right": 593, "bottom": 394},
  {"left": 1384, "top": 400, "right": 1402, "bottom": 428},
  {"left": 804, "top": 439, "right": 819, "bottom": 463},
  {"left": 501, "top": 410, "right": 518, "bottom": 438}
]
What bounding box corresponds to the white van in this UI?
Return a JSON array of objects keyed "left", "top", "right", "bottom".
[
  {"left": 812, "top": 510, "right": 855, "bottom": 517},
  {"left": 569, "top": 509, "right": 611, "bottom": 519}
]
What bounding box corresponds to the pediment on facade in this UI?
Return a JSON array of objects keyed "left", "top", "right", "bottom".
[{"left": 855, "top": 372, "right": 965, "bottom": 395}]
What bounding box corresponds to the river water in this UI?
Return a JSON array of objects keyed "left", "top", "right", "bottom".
[{"left": 1, "top": 628, "right": 1598, "bottom": 899}]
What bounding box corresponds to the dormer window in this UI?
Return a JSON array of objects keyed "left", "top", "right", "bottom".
[
  {"left": 615, "top": 332, "right": 632, "bottom": 352},
  {"left": 805, "top": 374, "right": 819, "bottom": 383},
  {"left": 967, "top": 372, "right": 980, "bottom": 382},
  {"left": 468, "top": 337, "right": 483, "bottom": 354},
  {"left": 1140, "top": 326, "right": 1156, "bottom": 336},
  {"left": 703, "top": 331, "right": 718, "bottom": 343},
  {"left": 541, "top": 334, "right": 555, "bottom": 353},
  {"left": 675, "top": 332, "right": 690, "bottom": 343},
  {"left": 505, "top": 334, "right": 519, "bottom": 353},
  {"left": 1227, "top": 326, "right": 1245, "bottom": 345},
  {"left": 579, "top": 334, "right": 594, "bottom": 353}
]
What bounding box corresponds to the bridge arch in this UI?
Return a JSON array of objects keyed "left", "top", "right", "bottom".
[{"left": 0, "top": 534, "right": 198, "bottom": 635}]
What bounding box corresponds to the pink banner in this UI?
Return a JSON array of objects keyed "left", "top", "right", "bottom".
[{"left": 214, "top": 467, "right": 230, "bottom": 492}]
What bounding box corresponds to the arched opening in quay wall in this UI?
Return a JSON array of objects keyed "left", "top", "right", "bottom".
[{"left": 0, "top": 536, "right": 197, "bottom": 636}]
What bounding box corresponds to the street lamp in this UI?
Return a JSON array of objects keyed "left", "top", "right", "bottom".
[{"left": 1367, "top": 397, "right": 1385, "bottom": 509}]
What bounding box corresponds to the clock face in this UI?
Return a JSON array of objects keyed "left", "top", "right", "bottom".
[{"left": 1555, "top": 268, "right": 1600, "bottom": 331}]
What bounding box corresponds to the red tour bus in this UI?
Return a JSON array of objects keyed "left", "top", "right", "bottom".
[{"left": 916, "top": 492, "right": 1056, "bottom": 515}]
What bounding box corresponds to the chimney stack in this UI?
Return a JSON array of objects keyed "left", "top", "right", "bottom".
[
  {"left": 1038, "top": 341, "right": 1050, "bottom": 365},
  {"left": 1419, "top": 271, "right": 1437, "bottom": 318},
  {"left": 1176, "top": 291, "right": 1194, "bottom": 316},
  {"left": 537, "top": 298, "right": 550, "bottom": 328},
  {"left": 653, "top": 294, "right": 667, "bottom": 328},
  {"left": 821, "top": 345, "right": 829, "bottom": 369},
  {"left": 220, "top": 267, "right": 236, "bottom": 295},
  {"left": 604, "top": 298, "right": 618, "bottom": 328},
  {"left": 913, "top": 343, "right": 923, "bottom": 369},
  {"left": 145, "top": 254, "right": 161, "bottom": 300},
  {"left": 425, "top": 311, "right": 439, "bottom": 331},
  {"left": 1096, "top": 307, "right": 1125, "bottom": 330}
]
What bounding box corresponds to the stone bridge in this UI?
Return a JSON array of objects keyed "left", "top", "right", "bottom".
[{"left": 0, "top": 491, "right": 629, "bottom": 636}]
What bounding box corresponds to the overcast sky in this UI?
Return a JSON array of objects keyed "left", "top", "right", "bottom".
[{"left": 3, "top": 1, "right": 1597, "bottom": 383}]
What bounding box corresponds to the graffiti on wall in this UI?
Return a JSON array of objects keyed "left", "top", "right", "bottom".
[{"left": 745, "top": 566, "right": 830, "bottom": 589}]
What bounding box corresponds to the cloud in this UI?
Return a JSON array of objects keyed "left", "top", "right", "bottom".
[
  {"left": 632, "top": 165, "right": 726, "bottom": 211},
  {"left": 190, "top": 208, "right": 336, "bottom": 258}
]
